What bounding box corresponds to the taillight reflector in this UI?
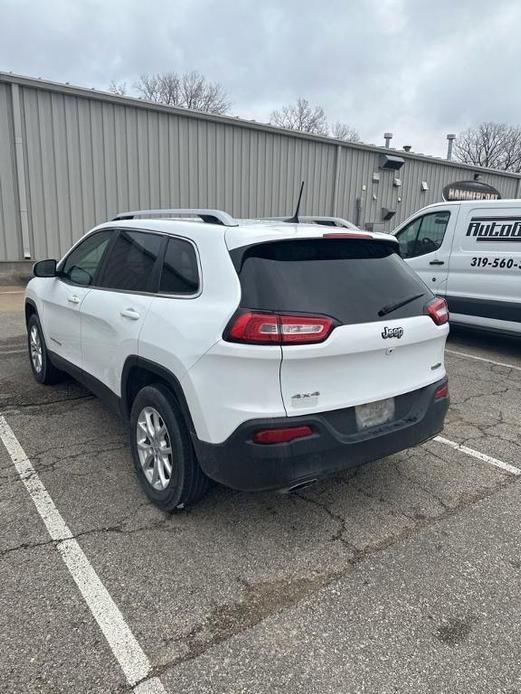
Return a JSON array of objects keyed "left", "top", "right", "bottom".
[
  {"left": 426, "top": 297, "right": 449, "bottom": 325},
  {"left": 322, "top": 232, "right": 373, "bottom": 239},
  {"left": 227, "top": 312, "right": 333, "bottom": 345},
  {"left": 252, "top": 426, "right": 313, "bottom": 444},
  {"left": 434, "top": 382, "right": 449, "bottom": 400}
]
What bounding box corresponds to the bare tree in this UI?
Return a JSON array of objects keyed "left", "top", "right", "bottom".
[
  {"left": 134, "top": 70, "right": 230, "bottom": 115},
  {"left": 108, "top": 80, "right": 127, "bottom": 96},
  {"left": 331, "top": 121, "right": 360, "bottom": 143},
  {"left": 270, "top": 98, "right": 329, "bottom": 135},
  {"left": 454, "top": 121, "right": 521, "bottom": 172}
]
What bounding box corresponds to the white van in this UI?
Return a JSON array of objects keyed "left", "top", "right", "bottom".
[{"left": 392, "top": 200, "right": 521, "bottom": 336}]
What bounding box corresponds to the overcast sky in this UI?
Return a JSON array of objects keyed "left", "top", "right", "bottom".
[{"left": 1, "top": 0, "right": 520, "bottom": 157}]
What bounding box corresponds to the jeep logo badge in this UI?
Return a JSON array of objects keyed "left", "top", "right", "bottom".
[{"left": 381, "top": 326, "right": 403, "bottom": 339}]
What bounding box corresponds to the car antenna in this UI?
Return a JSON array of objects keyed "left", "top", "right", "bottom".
[{"left": 284, "top": 181, "right": 305, "bottom": 223}]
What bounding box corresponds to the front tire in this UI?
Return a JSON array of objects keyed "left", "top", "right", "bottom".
[
  {"left": 27, "top": 314, "right": 63, "bottom": 385},
  {"left": 129, "top": 384, "right": 210, "bottom": 511}
]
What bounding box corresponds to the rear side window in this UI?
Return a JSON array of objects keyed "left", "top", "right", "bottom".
[
  {"left": 159, "top": 238, "right": 199, "bottom": 295},
  {"left": 231, "top": 239, "right": 433, "bottom": 326},
  {"left": 100, "top": 230, "right": 162, "bottom": 292}
]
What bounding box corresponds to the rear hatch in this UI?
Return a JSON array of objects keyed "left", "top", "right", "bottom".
[{"left": 229, "top": 236, "right": 448, "bottom": 416}]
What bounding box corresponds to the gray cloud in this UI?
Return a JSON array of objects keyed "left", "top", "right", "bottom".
[{"left": 1, "top": 0, "right": 520, "bottom": 156}]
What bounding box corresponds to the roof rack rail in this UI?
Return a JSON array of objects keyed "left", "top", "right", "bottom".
[
  {"left": 298, "top": 216, "right": 359, "bottom": 229},
  {"left": 261, "top": 215, "right": 359, "bottom": 229},
  {"left": 112, "top": 208, "right": 239, "bottom": 227}
]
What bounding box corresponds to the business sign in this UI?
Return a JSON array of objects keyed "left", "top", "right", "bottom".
[
  {"left": 442, "top": 180, "right": 501, "bottom": 202},
  {"left": 467, "top": 216, "right": 521, "bottom": 241}
]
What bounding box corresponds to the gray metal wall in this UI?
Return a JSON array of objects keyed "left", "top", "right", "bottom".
[{"left": 1, "top": 73, "right": 520, "bottom": 261}]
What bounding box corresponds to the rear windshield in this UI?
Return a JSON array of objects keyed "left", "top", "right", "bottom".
[{"left": 231, "top": 239, "right": 433, "bottom": 326}]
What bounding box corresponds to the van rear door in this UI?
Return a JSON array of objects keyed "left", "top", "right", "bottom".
[
  {"left": 232, "top": 237, "right": 448, "bottom": 417},
  {"left": 446, "top": 205, "right": 521, "bottom": 333}
]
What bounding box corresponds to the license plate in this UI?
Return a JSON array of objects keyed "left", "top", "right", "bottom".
[{"left": 355, "top": 397, "right": 395, "bottom": 430}]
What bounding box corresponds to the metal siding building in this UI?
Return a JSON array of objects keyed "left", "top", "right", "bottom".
[{"left": 1, "top": 72, "right": 520, "bottom": 262}]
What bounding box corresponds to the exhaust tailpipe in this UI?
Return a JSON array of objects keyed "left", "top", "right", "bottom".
[{"left": 278, "top": 479, "right": 318, "bottom": 494}]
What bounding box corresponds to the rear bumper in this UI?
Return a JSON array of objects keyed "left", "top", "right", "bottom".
[{"left": 192, "top": 378, "right": 449, "bottom": 492}]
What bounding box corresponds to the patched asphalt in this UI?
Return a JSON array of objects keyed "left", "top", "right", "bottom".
[{"left": 0, "top": 308, "right": 520, "bottom": 693}]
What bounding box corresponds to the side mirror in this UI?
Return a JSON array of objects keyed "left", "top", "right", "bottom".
[
  {"left": 68, "top": 265, "right": 92, "bottom": 286},
  {"left": 33, "top": 259, "right": 57, "bottom": 278}
]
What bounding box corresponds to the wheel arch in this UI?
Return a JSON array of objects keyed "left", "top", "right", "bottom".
[
  {"left": 25, "top": 298, "right": 37, "bottom": 325},
  {"left": 121, "top": 356, "right": 195, "bottom": 433}
]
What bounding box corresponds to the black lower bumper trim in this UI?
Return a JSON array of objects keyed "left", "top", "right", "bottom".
[{"left": 192, "top": 378, "right": 449, "bottom": 492}]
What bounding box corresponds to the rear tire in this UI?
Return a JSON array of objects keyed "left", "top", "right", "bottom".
[
  {"left": 129, "top": 383, "right": 210, "bottom": 511},
  {"left": 27, "top": 314, "right": 63, "bottom": 385}
]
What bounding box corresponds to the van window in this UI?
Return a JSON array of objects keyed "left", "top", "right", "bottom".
[
  {"left": 397, "top": 211, "right": 450, "bottom": 258},
  {"left": 231, "top": 239, "right": 433, "bottom": 326},
  {"left": 396, "top": 217, "right": 422, "bottom": 258}
]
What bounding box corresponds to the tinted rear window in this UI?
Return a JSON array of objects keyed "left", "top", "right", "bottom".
[{"left": 231, "top": 239, "right": 433, "bottom": 325}]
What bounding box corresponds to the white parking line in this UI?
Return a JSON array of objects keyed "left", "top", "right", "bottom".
[
  {"left": 0, "top": 290, "right": 24, "bottom": 295},
  {"left": 134, "top": 678, "right": 169, "bottom": 694},
  {"left": 434, "top": 435, "right": 521, "bottom": 476},
  {"left": 0, "top": 415, "right": 167, "bottom": 694},
  {"left": 446, "top": 348, "right": 521, "bottom": 372}
]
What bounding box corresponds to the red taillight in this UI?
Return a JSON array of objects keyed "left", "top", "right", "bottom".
[
  {"left": 228, "top": 312, "right": 280, "bottom": 343},
  {"left": 227, "top": 312, "right": 333, "bottom": 345},
  {"left": 434, "top": 382, "right": 449, "bottom": 400},
  {"left": 322, "top": 232, "right": 373, "bottom": 239},
  {"left": 252, "top": 426, "right": 313, "bottom": 444},
  {"left": 426, "top": 297, "right": 449, "bottom": 325}
]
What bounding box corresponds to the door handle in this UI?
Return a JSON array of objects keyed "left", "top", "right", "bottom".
[
  {"left": 120, "top": 308, "right": 140, "bottom": 320},
  {"left": 429, "top": 260, "right": 445, "bottom": 266},
  {"left": 67, "top": 295, "right": 81, "bottom": 304}
]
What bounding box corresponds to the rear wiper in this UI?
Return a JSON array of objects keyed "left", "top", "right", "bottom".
[{"left": 378, "top": 292, "right": 425, "bottom": 317}]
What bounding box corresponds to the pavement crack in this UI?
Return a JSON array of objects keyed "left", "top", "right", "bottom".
[
  {"left": 0, "top": 501, "right": 178, "bottom": 559},
  {"left": 0, "top": 393, "right": 94, "bottom": 415},
  {"left": 147, "top": 473, "right": 521, "bottom": 676},
  {"left": 293, "top": 490, "right": 361, "bottom": 556},
  {"left": 152, "top": 569, "right": 345, "bottom": 674}
]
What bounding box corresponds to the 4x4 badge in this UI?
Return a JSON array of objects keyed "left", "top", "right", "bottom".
[{"left": 382, "top": 326, "right": 404, "bottom": 339}]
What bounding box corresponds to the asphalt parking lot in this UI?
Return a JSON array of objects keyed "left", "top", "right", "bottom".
[{"left": 1, "top": 289, "right": 520, "bottom": 693}]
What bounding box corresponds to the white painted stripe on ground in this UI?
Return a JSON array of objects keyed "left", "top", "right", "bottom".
[
  {"left": 0, "top": 290, "right": 24, "bottom": 295},
  {"left": 434, "top": 435, "right": 521, "bottom": 476},
  {"left": 134, "top": 678, "right": 170, "bottom": 694},
  {"left": 446, "top": 348, "right": 521, "bottom": 372},
  {"left": 0, "top": 349, "right": 27, "bottom": 356},
  {"left": 0, "top": 415, "right": 167, "bottom": 694}
]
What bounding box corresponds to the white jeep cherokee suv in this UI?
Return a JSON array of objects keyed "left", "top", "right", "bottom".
[{"left": 25, "top": 209, "right": 450, "bottom": 510}]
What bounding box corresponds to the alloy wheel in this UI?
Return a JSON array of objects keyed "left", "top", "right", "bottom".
[
  {"left": 136, "top": 406, "right": 173, "bottom": 490},
  {"left": 30, "top": 325, "right": 43, "bottom": 374}
]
